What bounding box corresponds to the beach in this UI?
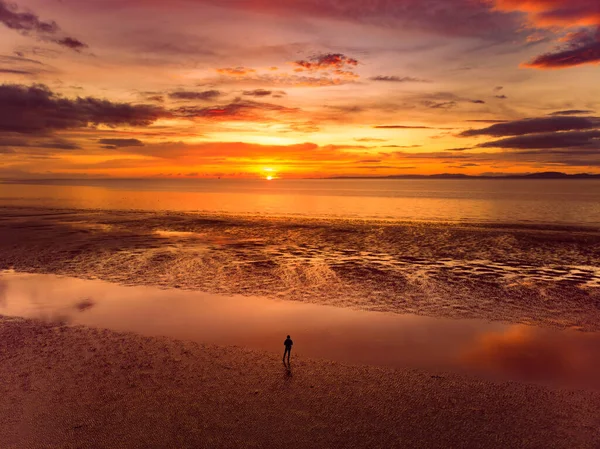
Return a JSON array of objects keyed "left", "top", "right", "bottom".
[
  {"left": 1, "top": 316, "right": 599, "bottom": 448},
  {"left": 1, "top": 181, "right": 599, "bottom": 447}
]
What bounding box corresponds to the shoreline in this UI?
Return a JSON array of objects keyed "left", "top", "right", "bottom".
[{"left": 1, "top": 315, "right": 599, "bottom": 448}]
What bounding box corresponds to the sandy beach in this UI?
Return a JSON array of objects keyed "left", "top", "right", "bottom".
[{"left": 0, "top": 315, "right": 598, "bottom": 448}]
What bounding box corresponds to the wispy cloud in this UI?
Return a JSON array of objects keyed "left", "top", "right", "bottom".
[{"left": 0, "top": 1, "right": 88, "bottom": 51}]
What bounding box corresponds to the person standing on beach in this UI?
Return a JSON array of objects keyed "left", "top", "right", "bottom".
[{"left": 283, "top": 335, "right": 293, "bottom": 365}]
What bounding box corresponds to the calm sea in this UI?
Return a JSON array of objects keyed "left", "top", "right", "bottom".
[{"left": 1, "top": 178, "right": 600, "bottom": 226}]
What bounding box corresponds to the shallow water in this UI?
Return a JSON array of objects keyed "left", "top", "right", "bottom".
[{"left": 2, "top": 271, "right": 599, "bottom": 391}]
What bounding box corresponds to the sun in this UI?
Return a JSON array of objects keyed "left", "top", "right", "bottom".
[{"left": 266, "top": 175, "right": 273, "bottom": 181}]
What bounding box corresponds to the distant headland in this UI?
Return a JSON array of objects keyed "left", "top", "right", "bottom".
[{"left": 328, "top": 172, "right": 600, "bottom": 180}]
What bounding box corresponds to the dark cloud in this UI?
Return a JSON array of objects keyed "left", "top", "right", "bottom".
[
  {"left": 0, "top": 68, "right": 34, "bottom": 75},
  {"left": 242, "top": 89, "right": 287, "bottom": 97},
  {"left": 550, "top": 110, "right": 595, "bottom": 116},
  {"left": 470, "top": 99, "right": 486, "bottom": 104},
  {"left": 495, "top": 95, "right": 508, "bottom": 99},
  {"left": 369, "top": 75, "right": 431, "bottom": 83},
  {"left": 460, "top": 116, "right": 600, "bottom": 137},
  {"left": 0, "top": 84, "right": 167, "bottom": 134},
  {"left": 0, "top": 136, "right": 80, "bottom": 150},
  {"left": 56, "top": 37, "right": 88, "bottom": 52},
  {"left": 173, "top": 99, "right": 297, "bottom": 120},
  {"left": 477, "top": 130, "right": 600, "bottom": 149},
  {"left": 169, "top": 90, "right": 222, "bottom": 101},
  {"left": 98, "top": 138, "right": 145, "bottom": 148},
  {"left": 40, "top": 140, "right": 81, "bottom": 150},
  {"left": 424, "top": 100, "right": 457, "bottom": 109},
  {"left": 524, "top": 27, "right": 600, "bottom": 69},
  {"left": 0, "top": 0, "right": 58, "bottom": 33},
  {"left": 493, "top": 86, "right": 503, "bottom": 92},
  {"left": 466, "top": 119, "right": 508, "bottom": 123},
  {"left": 0, "top": 1, "right": 88, "bottom": 51},
  {"left": 243, "top": 89, "right": 272, "bottom": 97},
  {"left": 0, "top": 54, "right": 53, "bottom": 76},
  {"left": 294, "top": 53, "right": 358, "bottom": 71},
  {"left": 374, "top": 125, "right": 434, "bottom": 129}
]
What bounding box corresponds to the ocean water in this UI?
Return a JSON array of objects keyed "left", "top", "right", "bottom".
[
  {"left": 1, "top": 178, "right": 600, "bottom": 226},
  {"left": 1, "top": 178, "right": 599, "bottom": 331}
]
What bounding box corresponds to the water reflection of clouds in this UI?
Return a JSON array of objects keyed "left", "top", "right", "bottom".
[{"left": 462, "top": 325, "right": 600, "bottom": 389}]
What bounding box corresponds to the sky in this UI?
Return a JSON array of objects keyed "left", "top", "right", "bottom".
[{"left": 0, "top": 0, "right": 599, "bottom": 179}]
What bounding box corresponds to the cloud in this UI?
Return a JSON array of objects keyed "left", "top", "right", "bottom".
[
  {"left": 0, "top": 136, "right": 80, "bottom": 150},
  {"left": 212, "top": 71, "right": 358, "bottom": 87},
  {"left": 466, "top": 119, "right": 509, "bottom": 123},
  {"left": 173, "top": 99, "right": 298, "bottom": 121},
  {"left": 0, "top": 1, "right": 88, "bottom": 51},
  {"left": 495, "top": 95, "right": 508, "bottom": 99},
  {"left": 374, "top": 125, "right": 436, "bottom": 129},
  {"left": 293, "top": 53, "right": 358, "bottom": 71},
  {"left": 470, "top": 99, "right": 486, "bottom": 104},
  {"left": 292, "top": 53, "right": 360, "bottom": 81},
  {"left": 98, "top": 138, "right": 145, "bottom": 149},
  {"left": 493, "top": 0, "right": 600, "bottom": 69},
  {"left": 202, "top": 0, "right": 522, "bottom": 40},
  {"left": 460, "top": 116, "right": 600, "bottom": 137},
  {"left": 0, "top": 54, "right": 54, "bottom": 76},
  {"left": 425, "top": 101, "right": 457, "bottom": 109},
  {"left": 354, "top": 138, "right": 387, "bottom": 142},
  {"left": 550, "top": 109, "right": 595, "bottom": 116},
  {"left": 242, "top": 89, "right": 286, "bottom": 97},
  {"left": 217, "top": 67, "right": 256, "bottom": 76},
  {"left": 369, "top": 75, "right": 432, "bottom": 83},
  {"left": 56, "top": 37, "right": 88, "bottom": 52},
  {"left": 477, "top": 130, "right": 600, "bottom": 149},
  {"left": 0, "top": 84, "right": 167, "bottom": 134},
  {"left": 0, "top": 68, "right": 34, "bottom": 75},
  {"left": 169, "top": 90, "right": 222, "bottom": 101},
  {"left": 523, "top": 27, "right": 600, "bottom": 68},
  {"left": 493, "top": 0, "right": 600, "bottom": 28}
]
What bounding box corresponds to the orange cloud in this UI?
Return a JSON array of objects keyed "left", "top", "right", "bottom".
[
  {"left": 494, "top": 0, "right": 600, "bottom": 68},
  {"left": 216, "top": 67, "right": 257, "bottom": 76},
  {"left": 494, "top": 0, "right": 600, "bottom": 27}
]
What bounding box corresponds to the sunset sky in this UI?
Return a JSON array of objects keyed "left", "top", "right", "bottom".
[{"left": 1, "top": 0, "right": 599, "bottom": 178}]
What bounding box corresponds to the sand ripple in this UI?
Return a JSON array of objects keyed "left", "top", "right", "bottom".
[{"left": 1, "top": 207, "right": 599, "bottom": 330}]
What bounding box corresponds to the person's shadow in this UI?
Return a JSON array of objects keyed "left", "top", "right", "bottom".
[{"left": 282, "top": 360, "right": 292, "bottom": 379}]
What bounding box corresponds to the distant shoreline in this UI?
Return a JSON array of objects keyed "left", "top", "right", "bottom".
[
  {"left": 1, "top": 171, "right": 600, "bottom": 183},
  {"left": 326, "top": 172, "right": 600, "bottom": 180}
]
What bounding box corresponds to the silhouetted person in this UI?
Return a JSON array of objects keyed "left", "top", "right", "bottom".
[{"left": 283, "top": 335, "right": 293, "bottom": 365}]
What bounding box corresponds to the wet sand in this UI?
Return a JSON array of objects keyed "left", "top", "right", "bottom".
[
  {"left": 1, "top": 316, "right": 599, "bottom": 448},
  {"left": 3, "top": 271, "right": 600, "bottom": 391},
  {"left": 1, "top": 207, "right": 599, "bottom": 331}
]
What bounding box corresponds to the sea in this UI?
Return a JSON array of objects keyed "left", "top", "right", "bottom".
[
  {"left": 1, "top": 178, "right": 600, "bottom": 226},
  {"left": 1, "top": 178, "right": 600, "bottom": 388}
]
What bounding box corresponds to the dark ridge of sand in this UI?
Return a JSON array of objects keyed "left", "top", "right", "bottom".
[
  {"left": 1, "top": 207, "right": 599, "bottom": 331},
  {"left": 0, "top": 316, "right": 599, "bottom": 449}
]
